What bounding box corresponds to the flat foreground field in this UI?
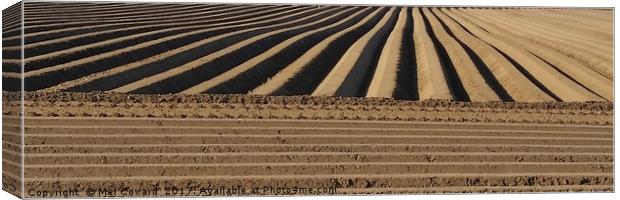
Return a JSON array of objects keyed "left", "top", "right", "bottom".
[{"left": 2, "top": 92, "right": 613, "bottom": 197}]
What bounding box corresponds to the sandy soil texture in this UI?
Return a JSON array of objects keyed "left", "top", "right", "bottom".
[
  {"left": 2, "top": 92, "right": 613, "bottom": 125},
  {"left": 3, "top": 116, "right": 613, "bottom": 196},
  {"left": 0, "top": 1, "right": 614, "bottom": 198},
  {"left": 1, "top": 3, "right": 613, "bottom": 102},
  {"left": 1, "top": 91, "right": 614, "bottom": 197}
]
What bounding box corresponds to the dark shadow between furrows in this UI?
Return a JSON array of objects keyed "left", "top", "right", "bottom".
[
  {"left": 492, "top": 46, "right": 562, "bottom": 102},
  {"left": 420, "top": 8, "right": 470, "bottom": 102},
  {"left": 1, "top": 37, "right": 21, "bottom": 47},
  {"left": 32, "top": 8, "right": 325, "bottom": 92},
  {"left": 63, "top": 7, "right": 333, "bottom": 93},
  {"left": 438, "top": 9, "right": 476, "bottom": 37},
  {"left": 23, "top": 4, "right": 262, "bottom": 37},
  {"left": 430, "top": 8, "right": 513, "bottom": 102},
  {"left": 23, "top": 5, "right": 303, "bottom": 72},
  {"left": 334, "top": 7, "right": 399, "bottom": 97},
  {"left": 271, "top": 7, "right": 390, "bottom": 96},
  {"left": 532, "top": 53, "right": 607, "bottom": 101},
  {"left": 3, "top": 47, "right": 21, "bottom": 60},
  {"left": 3, "top": 4, "right": 250, "bottom": 46},
  {"left": 21, "top": 5, "right": 294, "bottom": 58},
  {"left": 206, "top": 8, "right": 377, "bottom": 94},
  {"left": 129, "top": 7, "right": 354, "bottom": 94},
  {"left": 23, "top": 3, "right": 220, "bottom": 25},
  {"left": 2, "top": 2, "right": 23, "bottom": 47},
  {"left": 2, "top": 77, "right": 21, "bottom": 91},
  {"left": 394, "top": 7, "right": 418, "bottom": 100},
  {"left": 2, "top": 61, "right": 20, "bottom": 73}
]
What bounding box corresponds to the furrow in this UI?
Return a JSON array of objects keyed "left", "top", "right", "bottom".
[
  {"left": 549, "top": 9, "right": 612, "bottom": 24},
  {"left": 422, "top": 8, "right": 499, "bottom": 101},
  {"left": 145, "top": 8, "right": 364, "bottom": 94},
  {"left": 503, "top": 9, "right": 611, "bottom": 44},
  {"left": 463, "top": 10, "right": 613, "bottom": 78},
  {"left": 432, "top": 8, "right": 530, "bottom": 101},
  {"left": 1, "top": 60, "right": 20, "bottom": 73},
  {"left": 250, "top": 8, "right": 388, "bottom": 95},
  {"left": 16, "top": 117, "right": 614, "bottom": 132},
  {"left": 23, "top": 135, "right": 612, "bottom": 146},
  {"left": 25, "top": 162, "right": 612, "bottom": 178},
  {"left": 22, "top": 4, "right": 238, "bottom": 30},
  {"left": 312, "top": 7, "right": 399, "bottom": 97},
  {"left": 3, "top": 4, "right": 262, "bottom": 43},
  {"left": 365, "top": 8, "right": 407, "bottom": 98},
  {"left": 8, "top": 5, "right": 276, "bottom": 58},
  {"left": 23, "top": 4, "right": 198, "bottom": 17},
  {"left": 115, "top": 8, "right": 359, "bottom": 93},
  {"left": 471, "top": 9, "right": 613, "bottom": 67},
  {"left": 22, "top": 133, "right": 612, "bottom": 140},
  {"left": 267, "top": 8, "right": 396, "bottom": 96},
  {"left": 393, "top": 8, "right": 418, "bottom": 100},
  {"left": 445, "top": 9, "right": 603, "bottom": 102},
  {"left": 2, "top": 132, "right": 20, "bottom": 145},
  {"left": 183, "top": 8, "right": 376, "bottom": 94},
  {"left": 23, "top": 2, "right": 158, "bottom": 13},
  {"left": 481, "top": 9, "right": 611, "bottom": 49},
  {"left": 22, "top": 4, "right": 235, "bottom": 25},
  {"left": 24, "top": 144, "right": 613, "bottom": 154},
  {"left": 412, "top": 8, "right": 453, "bottom": 100},
  {"left": 2, "top": 17, "right": 21, "bottom": 30},
  {"left": 23, "top": 7, "right": 324, "bottom": 91},
  {"left": 38, "top": 8, "right": 322, "bottom": 92},
  {"left": 2, "top": 3, "right": 21, "bottom": 19},
  {"left": 18, "top": 126, "right": 613, "bottom": 137},
  {"left": 24, "top": 4, "right": 212, "bottom": 22},
  {"left": 420, "top": 8, "right": 471, "bottom": 101},
  {"left": 24, "top": 152, "right": 613, "bottom": 165},
  {"left": 18, "top": 5, "right": 290, "bottom": 66},
  {"left": 458, "top": 10, "right": 612, "bottom": 101},
  {"left": 6, "top": 3, "right": 221, "bottom": 38},
  {"left": 24, "top": 3, "right": 121, "bottom": 10}
]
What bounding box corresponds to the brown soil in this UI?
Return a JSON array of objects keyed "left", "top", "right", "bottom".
[
  {"left": 2, "top": 91, "right": 613, "bottom": 197},
  {"left": 1, "top": 4, "right": 612, "bottom": 103},
  {"left": 1, "top": 1, "right": 614, "bottom": 198}
]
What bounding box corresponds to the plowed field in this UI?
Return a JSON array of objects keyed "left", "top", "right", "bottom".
[
  {"left": 0, "top": 1, "right": 614, "bottom": 198},
  {"left": 1, "top": 92, "right": 614, "bottom": 197},
  {"left": 2, "top": 2, "right": 613, "bottom": 102}
]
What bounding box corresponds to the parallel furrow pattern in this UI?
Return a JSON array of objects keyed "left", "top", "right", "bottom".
[
  {"left": 2, "top": 2, "right": 612, "bottom": 102},
  {"left": 1, "top": 2, "right": 23, "bottom": 198},
  {"left": 14, "top": 117, "right": 613, "bottom": 195}
]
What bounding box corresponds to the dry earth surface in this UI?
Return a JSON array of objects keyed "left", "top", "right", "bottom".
[
  {"left": 1, "top": 2, "right": 613, "bottom": 102},
  {"left": 0, "top": 1, "right": 614, "bottom": 198},
  {"left": 1, "top": 92, "right": 614, "bottom": 197}
]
